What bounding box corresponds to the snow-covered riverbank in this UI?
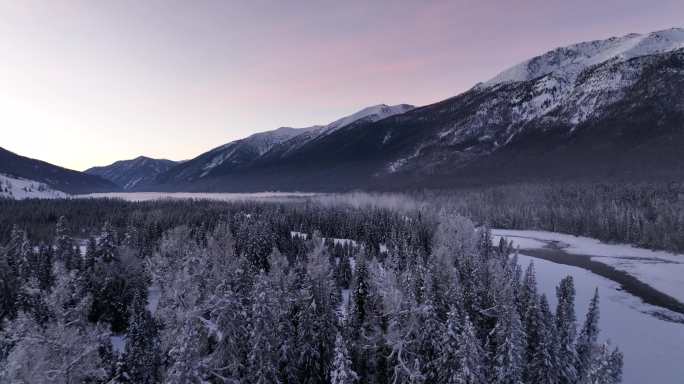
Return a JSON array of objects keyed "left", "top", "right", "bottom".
[
  {"left": 493, "top": 229, "right": 684, "bottom": 304},
  {"left": 492, "top": 229, "right": 684, "bottom": 384},
  {"left": 515, "top": 254, "right": 684, "bottom": 384}
]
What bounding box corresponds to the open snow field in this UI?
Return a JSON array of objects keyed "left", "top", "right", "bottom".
[
  {"left": 0, "top": 174, "right": 68, "bottom": 199},
  {"left": 493, "top": 230, "right": 684, "bottom": 384}
]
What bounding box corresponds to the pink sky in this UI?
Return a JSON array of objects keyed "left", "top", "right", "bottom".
[{"left": 1, "top": 0, "right": 682, "bottom": 170}]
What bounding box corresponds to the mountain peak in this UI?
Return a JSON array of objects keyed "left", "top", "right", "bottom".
[
  {"left": 483, "top": 27, "right": 684, "bottom": 87},
  {"left": 323, "top": 103, "right": 415, "bottom": 134},
  {"left": 85, "top": 156, "right": 178, "bottom": 190}
]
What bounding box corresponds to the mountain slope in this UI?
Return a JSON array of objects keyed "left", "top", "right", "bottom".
[
  {"left": 0, "top": 147, "right": 118, "bottom": 194},
  {"left": 85, "top": 156, "right": 177, "bottom": 190},
  {"left": 146, "top": 28, "right": 684, "bottom": 192},
  {"left": 150, "top": 103, "right": 414, "bottom": 188}
]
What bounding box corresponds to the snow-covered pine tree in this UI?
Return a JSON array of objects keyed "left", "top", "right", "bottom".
[
  {"left": 294, "top": 270, "right": 324, "bottom": 383},
  {"left": 98, "top": 221, "right": 118, "bottom": 263},
  {"left": 0, "top": 246, "right": 20, "bottom": 322},
  {"left": 337, "top": 253, "right": 353, "bottom": 289},
  {"left": 589, "top": 342, "right": 623, "bottom": 384},
  {"left": 521, "top": 263, "right": 543, "bottom": 381},
  {"left": 453, "top": 315, "right": 486, "bottom": 384},
  {"left": 528, "top": 295, "right": 559, "bottom": 384},
  {"left": 247, "top": 272, "right": 279, "bottom": 384},
  {"left": 491, "top": 273, "right": 525, "bottom": 384},
  {"left": 349, "top": 255, "right": 370, "bottom": 329},
  {"left": 519, "top": 261, "right": 538, "bottom": 318},
  {"left": 0, "top": 264, "right": 110, "bottom": 384},
  {"left": 576, "top": 288, "right": 600, "bottom": 384},
  {"left": 123, "top": 290, "right": 161, "bottom": 384},
  {"left": 555, "top": 276, "right": 578, "bottom": 384},
  {"left": 331, "top": 332, "right": 358, "bottom": 384},
  {"left": 439, "top": 306, "right": 462, "bottom": 383},
  {"left": 6, "top": 225, "right": 31, "bottom": 280},
  {"left": 35, "top": 242, "right": 54, "bottom": 291},
  {"left": 54, "top": 216, "right": 79, "bottom": 271},
  {"left": 166, "top": 318, "right": 208, "bottom": 384},
  {"left": 84, "top": 236, "right": 97, "bottom": 271},
  {"left": 414, "top": 275, "right": 444, "bottom": 382}
]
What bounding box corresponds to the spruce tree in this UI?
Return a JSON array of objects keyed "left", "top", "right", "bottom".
[
  {"left": 492, "top": 276, "right": 525, "bottom": 384},
  {"left": 529, "top": 295, "right": 559, "bottom": 384},
  {"left": 556, "top": 276, "right": 578, "bottom": 384},
  {"left": 454, "top": 315, "right": 486, "bottom": 384},
  {"left": 99, "top": 221, "right": 118, "bottom": 263},
  {"left": 54, "top": 216, "right": 78, "bottom": 270},
  {"left": 439, "top": 306, "right": 462, "bottom": 383},
  {"left": 247, "top": 272, "right": 279, "bottom": 384},
  {"left": 123, "top": 290, "right": 161, "bottom": 384},
  {"left": 576, "top": 288, "right": 600, "bottom": 384},
  {"left": 590, "top": 342, "right": 623, "bottom": 384},
  {"left": 84, "top": 236, "right": 97, "bottom": 271},
  {"left": 331, "top": 333, "right": 358, "bottom": 384},
  {"left": 520, "top": 265, "right": 543, "bottom": 382}
]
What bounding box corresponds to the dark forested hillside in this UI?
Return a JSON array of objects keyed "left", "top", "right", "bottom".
[
  {"left": 0, "top": 147, "right": 118, "bottom": 194},
  {"left": 426, "top": 182, "right": 684, "bottom": 253}
]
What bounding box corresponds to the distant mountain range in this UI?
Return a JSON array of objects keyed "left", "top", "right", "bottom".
[
  {"left": 4, "top": 28, "right": 684, "bottom": 195},
  {"left": 153, "top": 104, "right": 415, "bottom": 188}
]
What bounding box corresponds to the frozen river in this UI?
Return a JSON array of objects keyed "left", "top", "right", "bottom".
[{"left": 494, "top": 230, "right": 684, "bottom": 384}]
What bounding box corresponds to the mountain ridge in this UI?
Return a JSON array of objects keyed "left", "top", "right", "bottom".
[
  {"left": 149, "top": 103, "right": 415, "bottom": 187},
  {"left": 141, "top": 28, "right": 684, "bottom": 192}
]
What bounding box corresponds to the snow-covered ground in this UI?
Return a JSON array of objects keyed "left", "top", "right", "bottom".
[
  {"left": 515, "top": 254, "right": 684, "bottom": 384},
  {"left": 0, "top": 173, "right": 68, "bottom": 199},
  {"left": 78, "top": 192, "right": 317, "bottom": 202},
  {"left": 493, "top": 229, "right": 684, "bottom": 304}
]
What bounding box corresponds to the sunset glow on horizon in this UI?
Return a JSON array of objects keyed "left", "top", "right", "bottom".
[{"left": 1, "top": 0, "right": 682, "bottom": 170}]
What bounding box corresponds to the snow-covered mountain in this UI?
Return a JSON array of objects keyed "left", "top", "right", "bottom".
[
  {"left": 484, "top": 28, "right": 684, "bottom": 87},
  {"left": 0, "top": 173, "right": 68, "bottom": 199},
  {"left": 320, "top": 104, "right": 415, "bottom": 136},
  {"left": 85, "top": 156, "right": 177, "bottom": 190},
  {"left": 370, "top": 28, "right": 684, "bottom": 187},
  {"left": 150, "top": 103, "right": 414, "bottom": 186},
  {"left": 142, "top": 28, "right": 684, "bottom": 192}
]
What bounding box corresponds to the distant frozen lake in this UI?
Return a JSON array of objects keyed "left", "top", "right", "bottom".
[{"left": 77, "top": 192, "right": 319, "bottom": 202}]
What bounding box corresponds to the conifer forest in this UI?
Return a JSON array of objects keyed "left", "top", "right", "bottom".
[{"left": 0, "top": 194, "right": 625, "bottom": 383}]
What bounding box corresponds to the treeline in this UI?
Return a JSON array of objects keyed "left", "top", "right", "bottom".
[
  {"left": 0, "top": 200, "right": 622, "bottom": 383},
  {"left": 423, "top": 182, "right": 684, "bottom": 253}
]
